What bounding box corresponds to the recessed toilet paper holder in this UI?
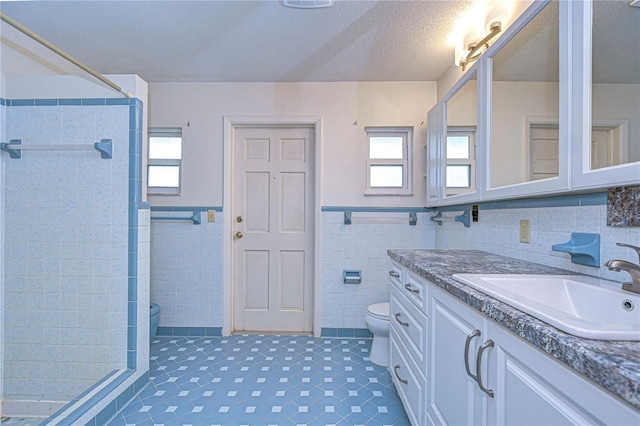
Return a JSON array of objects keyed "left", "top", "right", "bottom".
[{"left": 343, "top": 270, "right": 362, "bottom": 284}]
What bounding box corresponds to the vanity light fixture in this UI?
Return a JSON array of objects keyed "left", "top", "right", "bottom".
[
  {"left": 454, "top": 0, "right": 511, "bottom": 71},
  {"left": 459, "top": 22, "right": 502, "bottom": 71}
]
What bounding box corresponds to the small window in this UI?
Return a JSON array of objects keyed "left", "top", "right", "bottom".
[
  {"left": 446, "top": 127, "right": 476, "bottom": 196},
  {"left": 148, "top": 128, "right": 182, "bottom": 195},
  {"left": 365, "top": 127, "right": 413, "bottom": 195}
]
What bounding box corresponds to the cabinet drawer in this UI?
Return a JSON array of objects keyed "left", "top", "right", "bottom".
[
  {"left": 391, "top": 333, "right": 425, "bottom": 426},
  {"left": 401, "top": 269, "right": 427, "bottom": 310},
  {"left": 388, "top": 261, "right": 403, "bottom": 289},
  {"left": 390, "top": 286, "right": 427, "bottom": 374}
]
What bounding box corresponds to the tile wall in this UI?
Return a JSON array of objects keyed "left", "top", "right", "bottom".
[
  {"left": 136, "top": 208, "right": 151, "bottom": 372},
  {"left": 150, "top": 211, "right": 223, "bottom": 328},
  {"left": 321, "top": 211, "right": 436, "bottom": 329},
  {"left": 2, "top": 102, "right": 130, "bottom": 402},
  {"left": 435, "top": 203, "right": 640, "bottom": 282},
  {"left": 1, "top": 100, "right": 5, "bottom": 412}
]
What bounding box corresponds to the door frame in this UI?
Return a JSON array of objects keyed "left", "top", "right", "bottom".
[{"left": 223, "top": 117, "right": 323, "bottom": 337}]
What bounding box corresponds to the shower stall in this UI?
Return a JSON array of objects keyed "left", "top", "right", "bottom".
[{"left": 0, "top": 15, "right": 150, "bottom": 423}]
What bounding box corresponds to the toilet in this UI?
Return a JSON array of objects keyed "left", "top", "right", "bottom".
[
  {"left": 150, "top": 303, "right": 161, "bottom": 341},
  {"left": 365, "top": 302, "right": 390, "bottom": 367}
]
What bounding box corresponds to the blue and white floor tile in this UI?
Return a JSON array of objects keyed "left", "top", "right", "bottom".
[{"left": 108, "top": 335, "right": 410, "bottom": 425}]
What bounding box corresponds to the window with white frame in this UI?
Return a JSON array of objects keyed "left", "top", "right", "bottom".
[
  {"left": 365, "top": 127, "right": 413, "bottom": 195},
  {"left": 148, "top": 127, "right": 182, "bottom": 195},
  {"left": 445, "top": 127, "right": 476, "bottom": 196}
]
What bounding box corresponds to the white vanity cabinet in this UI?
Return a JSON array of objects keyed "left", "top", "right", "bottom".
[
  {"left": 427, "top": 284, "right": 640, "bottom": 426},
  {"left": 388, "top": 261, "right": 640, "bottom": 426},
  {"left": 389, "top": 262, "right": 428, "bottom": 426},
  {"left": 427, "top": 285, "right": 488, "bottom": 425}
]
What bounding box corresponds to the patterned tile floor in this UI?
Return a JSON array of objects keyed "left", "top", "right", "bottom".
[{"left": 108, "top": 335, "right": 409, "bottom": 425}]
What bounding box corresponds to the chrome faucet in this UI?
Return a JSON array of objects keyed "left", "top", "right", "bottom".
[{"left": 604, "top": 243, "right": 640, "bottom": 294}]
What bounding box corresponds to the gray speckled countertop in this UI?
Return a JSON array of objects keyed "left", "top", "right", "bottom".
[{"left": 387, "top": 249, "right": 640, "bottom": 410}]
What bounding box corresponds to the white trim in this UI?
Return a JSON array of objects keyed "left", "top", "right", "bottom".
[{"left": 222, "top": 116, "right": 323, "bottom": 338}]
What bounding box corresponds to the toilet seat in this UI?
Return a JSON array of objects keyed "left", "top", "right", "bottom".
[{"left": 367, "top": 302, "right": 389, "bottom": 320}]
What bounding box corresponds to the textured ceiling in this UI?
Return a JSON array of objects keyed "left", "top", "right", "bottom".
[
  {"left": 492, "top": 0, "right": 639, "bottom": 84},
  {"left": 0, "top": 0, "right": 474, "bottom": 83}
]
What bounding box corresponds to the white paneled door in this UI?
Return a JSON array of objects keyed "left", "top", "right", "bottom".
[{"left": 232, "top": 126, "right": 314, "bottom": 332}]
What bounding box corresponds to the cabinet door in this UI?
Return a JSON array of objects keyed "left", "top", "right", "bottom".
[
  {"left": 426, "top": 103, "right": 442, "bottom": 207},
  {"left": 488, "top": 322, "right": 640, "bottom": 426},
  {"left": 428, "top": 286, "right": 488, "bottom": 425}
]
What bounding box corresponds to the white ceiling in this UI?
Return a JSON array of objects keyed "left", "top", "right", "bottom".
[{"left": 0, "top": 0, "right": 475, "bottom": 83}]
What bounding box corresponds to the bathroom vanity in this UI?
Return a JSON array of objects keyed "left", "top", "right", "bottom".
[{"left": 387, "top": 249, "right": 640, "bottom": 426}]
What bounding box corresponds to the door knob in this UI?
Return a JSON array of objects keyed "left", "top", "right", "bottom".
[
  {"left": 236, "top": 216, "right": 244, "bottom": 223},
  {"left": 235, "top": 231, "right": 243, "bottom": 239}
]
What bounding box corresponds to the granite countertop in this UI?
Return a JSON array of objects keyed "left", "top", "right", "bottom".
[{"left": 387, "top": 249, "right": 640, "bottom": 410}]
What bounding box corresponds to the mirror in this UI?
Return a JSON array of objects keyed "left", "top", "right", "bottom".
[
  {"left": 489, "top": 1, "right": 559, "bottom": 188},
  {"left": 444, "top": 73, "right": 477, "bottom": 197},
  {"left": 590, "top": 1, "right": 640, "bottom": 170}
]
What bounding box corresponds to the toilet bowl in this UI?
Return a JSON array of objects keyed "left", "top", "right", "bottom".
[
  {"left": 150, "top": 303, "right": 161, "bottom": 341},
  {"left": 365, "top": 302, "right": 390, "bottom": 367}
]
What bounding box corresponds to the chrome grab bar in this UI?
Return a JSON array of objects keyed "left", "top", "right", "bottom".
[
  {"left": 464, "top": 329, "right": 481, "bottom": 382},
  {"left": 389, "top": 270, "right": 400, "bottom": 278},
  {"left": 404, "top": 283, "right": 419, "bottom": 294},
  {"left": 394, "top": 313, "right": 409, "bottom": 327},
  {"left": 393, "top": 364, "right": 408, "bottom": 385},
  {"left": 476, "top": 339, "right": 495, "bottom": 398}
]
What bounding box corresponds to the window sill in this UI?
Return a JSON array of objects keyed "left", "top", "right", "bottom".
[{"left": 364, "top": 192, "right": 414, "bottom": 196}]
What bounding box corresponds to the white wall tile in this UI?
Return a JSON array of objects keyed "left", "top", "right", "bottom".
[
  {"left": 2, "top": 104, "right": 131, "bottom": 402},
  {"left": 436, "top": 204, "right": 640, "bottom": 283}
]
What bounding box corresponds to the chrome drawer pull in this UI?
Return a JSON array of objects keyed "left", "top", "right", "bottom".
[
  {"left": 394, "top": 313, "right": 409, "bottom": 327},
  {"left": 393, "top": 364, "right": 408, "bottom": 385},
  {"left": 404, "top": 283, "right": 419, "bottom": 294},
  {"left": 464, "top": 329, "right": 481, "bottom": 382},
  {"left": 476, "top": 339, "right": 495, "bottom": 398},
  {"left": 389, "top": 270, "right": 400, "bottom": 278}
]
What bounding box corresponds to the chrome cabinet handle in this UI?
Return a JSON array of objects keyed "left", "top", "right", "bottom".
[
  {"left": 464, "top": 329, "right": 481, "bottom": 382},
  {"left": 394, "top": 313, "right": 409, "bottom": 327},
  {"left": 393, "top": 364, "right": 408, "bottom": 385},
  {"left": 404, "top": 283, "right": 419, "bottom": 294},
  {"left": 389, "top": 270, "right": 400, "bottom": 278},
  {"left": 476, "top": 339, "right": 495, "bottom": 398}
]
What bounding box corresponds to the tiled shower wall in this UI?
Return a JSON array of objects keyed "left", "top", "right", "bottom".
[
  {"left": 435, "top": 203, "right": 640, "bottom": 282},
  {"left": 1, "top": 101, "right": 5, "bottom": 410},
  {"left": 3, "top": 103, "right": 130, "bottom": 401},
  {"left": 321, "top": 211, "right": 436, "bottom": 329},
  {"left": 150, "top": 212, "right": 223, "bottom": 328}
]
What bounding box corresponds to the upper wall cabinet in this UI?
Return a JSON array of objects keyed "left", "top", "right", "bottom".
[
  {"left": 570, "top": 1, "right": 640, "bottom": 190},
  {"left": 484, "top": 0, "right": 571, "bottom": 201}
]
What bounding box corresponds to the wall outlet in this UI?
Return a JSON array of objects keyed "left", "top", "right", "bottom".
[
  {"left": 207, "top": 210, "right": 216, "bottom": 222},
  {"left": 519, "top": 219, "right": 530, "bottom": 243}
]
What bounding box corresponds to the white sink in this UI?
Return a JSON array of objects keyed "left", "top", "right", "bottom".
[{"left": 452, "top": 274, "right": 640, "bottom": 341}]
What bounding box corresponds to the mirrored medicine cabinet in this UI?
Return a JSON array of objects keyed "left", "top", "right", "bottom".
[
  {"left": 570, "top": 0, "right": 640, "bottom": 189},
  {"left": 425, "top": 0, "right": 639, "bottom": 207}
]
